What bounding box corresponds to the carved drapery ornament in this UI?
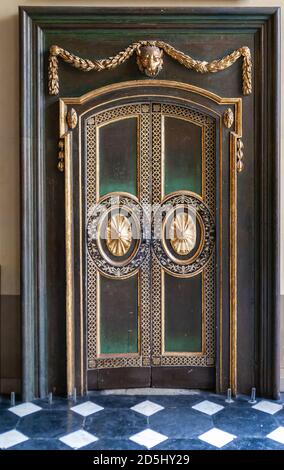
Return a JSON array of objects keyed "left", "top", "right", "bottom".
[{"left": 48, "top": 41, "right": 252, "bottom": 96}]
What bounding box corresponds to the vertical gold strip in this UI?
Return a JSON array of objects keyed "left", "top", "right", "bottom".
[
  {"left": 137, "top": 116, "right": 141, "bottom": 200},
  {"left": 161, "top": 269, "right": 165, "bottom": 354},
  {"left": 202, "top": 126, "right": 205, "bottom": 199},
  {"left": 137, "top": 271, "right": 141, "bottom": 355},
  {"left": 219, "top": 120, "right": 223, "bottom": 391},
  {"left": 96, "top": 270, "right": 101, "bottom": 357},
  {"left": 96, "top": 126, "right": 100, "bottom": 202},
  {"left": 230, "top": 134, "right": 238, "bottom": 395},
  {"left": 65, "top": 132, "right": 74, "bottom": 397},
  {"left": 201, "top": 271, "right": 206, "bottom": 354},
  {"left": 79, "top": 121, "right": 84, "bottom": 395},
  {"left": 96, "top": 271, "right": 101, "bottom": 356},
  {"left": 161, "top": 115, "right": 165, "bottom": 199}
]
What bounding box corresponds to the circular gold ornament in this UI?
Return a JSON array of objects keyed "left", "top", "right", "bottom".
[
  {"left": 169, "top": 212, "right": 196, "bottom": 255},
  {"left": 106, "top": 214, "right": 132, "bottom": 257}
]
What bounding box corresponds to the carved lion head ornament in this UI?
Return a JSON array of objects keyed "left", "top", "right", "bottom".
[{"left": 136, "top": 44, "right": 164, "bottom": 77}]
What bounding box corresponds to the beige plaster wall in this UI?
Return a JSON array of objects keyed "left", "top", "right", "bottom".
[{"left": 0, "top": 1, "right": 283, "bottom": 379}]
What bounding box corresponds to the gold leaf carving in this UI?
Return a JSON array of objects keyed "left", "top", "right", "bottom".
[
  {"left": 169, "top": 212, "right": 196, "bottom": 256},
  {"left": 106, "top": 214, "right": 132, "bottom": 257},
  {"left": 223, "top": 108, "right": 234, "bottom": 129},
  {"left": 48, "top": 41, "right": 252, "bottom": 96}
]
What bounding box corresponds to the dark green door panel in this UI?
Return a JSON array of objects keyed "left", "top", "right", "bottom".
[
  {"left": 99, "top": 117, "right": 138, "bottom": 197},
  {"left": 164, "top": 116, "right": 202, "bottom": 196}
]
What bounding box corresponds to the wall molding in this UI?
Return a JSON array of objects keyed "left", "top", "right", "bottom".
[{"left": 20, "top": 6, "right": 281, "bottom": 400}]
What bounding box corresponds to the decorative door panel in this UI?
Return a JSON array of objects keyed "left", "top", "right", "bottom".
[
  {"left": 150, "top": 103, "right": 216, "bottom": 387},
  {"left": 85, "top": 104, "right": 152, "bottom": 387},
  {"left": 60, "top": 81, "right": 241, "bottom": 393}
]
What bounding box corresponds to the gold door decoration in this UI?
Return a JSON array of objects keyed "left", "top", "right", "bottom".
[
  {"left": 106, "top": 214, "right": 132, "bottom": 257},
  {"left": 169, "top": 212, "right": 197, "bottom": 255},
  {"left": 49, "top": 41, "right": 252, "bottom": 96},
  {"left": 60, "top": 80, "right": 242, "bottom": 395}
]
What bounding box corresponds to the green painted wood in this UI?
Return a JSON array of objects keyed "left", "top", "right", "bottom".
[
  {"left": 99, "top": 117, "right": 137, "bottom": 197},
  {"left": 164, "top": 116, "right": 202, "bottom": 196},
  {"left": 100, "top": 274, "right": 138, "bottom": 355},
  {"left": 164, "top": 273, "right": 202, "bottom": 353}
]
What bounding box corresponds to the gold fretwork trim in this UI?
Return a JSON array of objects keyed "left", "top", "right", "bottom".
[{"left": 49, "top": 41, "right": 252, "bottom": 96}]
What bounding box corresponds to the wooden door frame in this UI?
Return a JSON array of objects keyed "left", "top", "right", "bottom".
[{"left": 20, "top": 7, "right": 280, "bottom": 400}]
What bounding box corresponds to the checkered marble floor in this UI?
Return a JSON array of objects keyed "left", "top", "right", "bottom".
[{"left": 0, "top": 391, "right": 284, "bottom": 450}]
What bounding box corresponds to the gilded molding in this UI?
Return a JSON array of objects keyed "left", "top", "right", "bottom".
[
  {"left": 58, "top": 139, "right": 64, "bottom": 172},
  {"left": 67, "top": 107, "right": 78, "bottom": 129},
  {"left": 223, "top": 108, "right": 234, "bottom": 129},
  {"left": 236, "top": 138, "right": 244, "bottom": 173},
  {"left": 49, "top": 41, "right": 252, "bottom": 96}
]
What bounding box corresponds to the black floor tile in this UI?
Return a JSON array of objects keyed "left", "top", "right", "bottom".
[
  {"left": 0, "top": 410, "right": 19, "bottom": 433},
  {"left": 83, "top": 438, "right": 144, "bottom": 450},
  {"left": 212, "top": 405, "right": 278, "bottom": 438},
  {"left": 16, "top": 410, "right": 83, "bottom": 439},
  {"left": 84, "top": 409, "right": 147, "bottom": 439},
  {"left": 144, "top": 394, "right": 203, "bottom": 409},
  {"left": 149, "top": 407, "right": 213, "bottom": 439},
  {"left": 87, "top": 395, "right": 148, "bottom": 409},
  {"left": 154, "top": 438, "right": 215, "bottom": 450},
  {"left": 12, "top": 438, "right": 70, "bottom": 450},
  {"left": 223, "top": 437, "right": 284, "bottom": 450}
]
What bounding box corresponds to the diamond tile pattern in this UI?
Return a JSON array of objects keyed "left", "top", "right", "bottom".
[
  {"left": 252, "top": 400, "right": 283, "bottom": 415},
  {"left": 59, "top": 430, "right": 98, "bottom": 449},
  {"left": 192, "top": 400, "right": 224, "bottom": 416},
  {"left": 267, "top": 426, "right": 284, "bottom": 445},
  {"left": 0, "top": 430, "right": 29, "bottom": 449},
  {"left": 0, "top": 392, "right": 283, "bottom": 450},
  {"left": 131, "top": 400, "right": 164, "bottom": 417},
  {"left": 129, "top": 429, "right": 168, "bottom": 449},
  {"left": 8, "top": 402, "right": 42, "bottom": 417},
  {"left": 71, "top": 401, "right": 104, "bottom": 417},
  {"left": 198, "top": 427, "right": 236, "bottom": 448}
]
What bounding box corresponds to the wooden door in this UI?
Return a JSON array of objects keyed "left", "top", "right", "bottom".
[{"left": 61, "top": 82, "right": 240, "bottom": 392}]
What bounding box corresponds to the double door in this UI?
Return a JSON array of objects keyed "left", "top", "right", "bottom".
[{"left": 61, "top": 81, "right": 241, "bottom": 392}]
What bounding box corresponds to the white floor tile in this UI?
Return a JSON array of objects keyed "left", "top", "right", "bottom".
[
  {"left": 129, "top": 428, "right": 168, "bottom": 449},
  {"left": 192, "top": 400, "right": 224, "bottom": 416},
  {"left": 252, "top": 400, "right": 282, "bottom": 415},
  {"left": 198, "top": 427, "right": 236, "bottom": 448},
  {"left": 59, "top": 430, "right": 98, "bottom": 449},
  {"left": 71, "top": 401, "right": 104, "bottom": 417},
  {"left": 131, "top": 400, "right": 164, "bottom": 417},
  {"left": 267, "top": 426, "right": 284, "bottom": 445},
  {"left": 8, "top": 402, "right": 42, "bottom": 417},
  {"left": 0, "top": 430, "right": 29, "bottom": 449}
]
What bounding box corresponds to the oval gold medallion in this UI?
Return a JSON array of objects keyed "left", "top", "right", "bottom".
[
  {"left": 106, "top": 214, "right": 132, "bottom": 257},
  {"left": 169, "top": 212, "right": 196, "bottom": 256}
]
